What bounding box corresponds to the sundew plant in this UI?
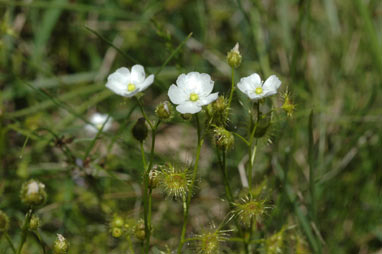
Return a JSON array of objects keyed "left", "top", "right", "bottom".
[{"left": 0, "top": 0, "right": 381, "bottom": 254}]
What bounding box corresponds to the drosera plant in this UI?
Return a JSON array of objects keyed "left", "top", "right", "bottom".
[
  {"left": 97, "top": 39, "right": 298, "bottom": 253},
  {"left": 2, "top": 1, "right": 380, "bottom": 252}
]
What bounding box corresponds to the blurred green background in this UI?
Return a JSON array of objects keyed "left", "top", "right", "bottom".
[{"left": 0, "top": 0, "right": 381, "bottom": 253}]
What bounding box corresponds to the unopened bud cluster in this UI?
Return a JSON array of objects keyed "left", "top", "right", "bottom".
[
  {"left": 20, "top": 179, "right": 47, "bottom": 207},
  {"left": 109, "top": 215, "right": 146, "bottom": 241},
  {"left": 134, "top": 219, "right": 145, "bottom": 241},
  {"left": 110, "top": 215, "right": 124, "bottom": 238}
]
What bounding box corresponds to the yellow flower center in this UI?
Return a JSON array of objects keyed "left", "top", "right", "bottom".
[
  {"left": 255, "top": 87, "right": 263, "bottom": 95},
  {"left": 127, "top": 83, "right": 136, "bottom": 92},
  {"left": 189, "top": 93, "right": 199, "bottom": 102}
]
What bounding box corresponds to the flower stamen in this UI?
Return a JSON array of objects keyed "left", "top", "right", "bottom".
[
  {"left": 127, "top": 83, "right": 136, "bottom": 92},
  {"left": 255, "top": 87, "right": 263, "bottom": 95},
  {"left": 189, "top": 93, "right": 199, "bottom": 102}
]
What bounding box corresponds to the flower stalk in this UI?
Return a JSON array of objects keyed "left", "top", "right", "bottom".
[
  {"left": 17, "top": 209, "right": 33, "bottom": 254},
  {"left": 177, "top": 114, "right": 203, "bottom": 253},
  {"left": 5, "top": 233, "right": 17, "bottom": 254},
  {"left": 141, "top": 117, "right": 161, "bottom": 253},
  {"left": 228, "top": 68, "right": 235, "bottom": 107}
]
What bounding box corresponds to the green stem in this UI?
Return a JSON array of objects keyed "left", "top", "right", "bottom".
[
  {"left": 247, "top": 103, "right": 260, "bottom": 189},
  {"left": 17, "top": 209, "right": 33, "bottom": 254},
  {"left": 177, "top": 114, "right": 203, "bottom": 254},
  {"left": 127, "top": 235, "right": 135, "bottom": 254},
  {"left": 233, "top": 132, "right": 250, "bottom": 146},
  {"left": 220, "top": 149, "right": 233, "bottom": 202},
  {"left": 247, "top": 144, "right": 253, "bottom": 190},
  {"left": 136, "top": 97, "right": 153, "bottom": 129},
  {"left": 140, "top": 142, "right": 147, "bottom": 170},
  {"left": 142, "top": 120, "right": 161, "bottom": 253},
  {"left": 228, "top": 67, "right": 235, "bottom": 107},
  {"left": 216, "top": 148, "right": 248, "bottom": 253},
  {"left": 142, "top": 163, "right": 150, "bottom": 253},
  {"left": 5, "top": 233, "right": 17, "bottom": 254},
  {"left": 30, "top": 231, "right": 47, "bottom": 254}
]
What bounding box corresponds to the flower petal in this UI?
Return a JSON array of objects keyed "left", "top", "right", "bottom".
[
  {"left": 197, "top": 92, "right": 219, "bottom": 106},
  {"left": 176, "top": 102, "right": 202, "bottom": 114},
  {"left": 176, "top": 73, "right": 187, "bottom": 89},
  {"left": 130, "top": 64, "right": 146, "bottom": 84},
  {"left": 168, "top": 84, "right": 187, "bottom": 104},
  {"left": 262, "top": 89, "right": 278, "bottom": 97},
  {"left": 106, "top": 67, "right": 132, "bottom": 96},
  {"left": 108, "top": 68, "right": 130, "bottom": 83},
  {"left": 178, "top": 72, "right": 203, "bottom": 95},
  {"left": 262, "top": 75, "right": 281, "bottom": 92},
  {"left": 138, "top": 74, "right": 154, "bottom": 92},
  {"left": 106, "top": 79, "right": 127, "bottom": 96},
  {"left": 248, "top": 73, "right": 261, "bottom": 85},
  {"left": 237, "top": 79, "right": 250, "bottom": 94},
  {"left": 124, "top": 89, "right": 140, "bottom": 98},
  {"left": 247, "top": 92, "right": 264, "bottom": 101},
  {"left": 198, "top": 73, "right": 214, "bottom": 96},
  {"left": 116, "top": 67, "right": 130, "bottom": 76},
  {"left": 237, "top": 73, "right": 263, "bottom": 99}
]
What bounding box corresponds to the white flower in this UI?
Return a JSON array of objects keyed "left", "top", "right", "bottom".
[
  {"left": 85, "top": 113, "right": 112, "bottom": 134},
  {"left": 237, "top": 73, "right": 281, "bottom": 101},
  {"left": 106, "top": 65, "right": 154, "bottom": 97},
  {"left": 168, "top": 72, "right": 219, "bottom": 114}
]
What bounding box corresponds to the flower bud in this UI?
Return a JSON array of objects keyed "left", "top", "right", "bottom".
[
  {"left": 233, "top": 194, "right": 267, "bottom": 227},
  {"left": 148, "top": 166, "right": 160, "bottom": 189},
  {"left": 281, "top": 91, "right": 296, "bottom": 118},
  {"left": 53, "top": 234, "right": 69, "bottom": 254},
  {"left": 20, "top": 179, "right": 47, "bottom": 207},
  {"left": 195, "top": 227, "right": 229, "bottom": 254},
  {"left": 227, "top": 43, "right": 242, "bottom": 68},
  {"left": 155, "top": 101, "right": 174, "bottom": 121},
  {"left": 111, "top": 227, "right": 123, "bottom": 238},
  {"left": 0, "top": 210, "right": 9, "bottom": 233},
  {"left": 29, "top": 214, "right": 40, "bottom": 230},
  {"left": 181, "top": 113, "right": 192, "bottom": 121},
  {"left": 206, "top": 96, "right": 230, "bottom": 128},
  {"left": 213, "top": 127, "right": 234, "bottom": 151},
  {"left": 134, "top": 219, "right": 145, "bottom": 241},
  {"left": 158, "top": 163, "right": 191, "bottom": 199},
  {"left": 264, "top": 227, "right": 286, "bottom": 254},
  {"left": 132, "top": 117, "right": 148, "bottom": 142},
  {"left": 111, "top": 215, "right": 124, "bottom": 228}
]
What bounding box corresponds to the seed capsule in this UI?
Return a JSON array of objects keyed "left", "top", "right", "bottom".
[{"left": 132, "top": 118, "right": 148, "bottom": 142}]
